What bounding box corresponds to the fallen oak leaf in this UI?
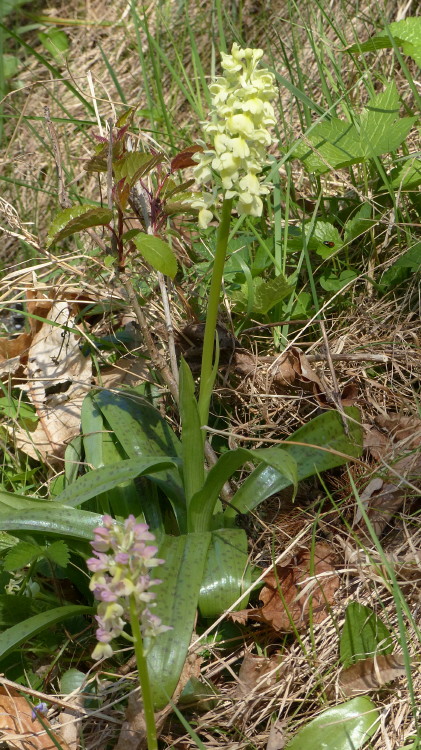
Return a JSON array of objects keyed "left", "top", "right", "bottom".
[
  {"left": 230, "top": 544, "right": 340, "bottom": 633},
  {"left": 339, "top": 653, "right": 408, "bottom": 696},
  {"left": 235, "top": 652, "right": 284, "bottom": 697}
]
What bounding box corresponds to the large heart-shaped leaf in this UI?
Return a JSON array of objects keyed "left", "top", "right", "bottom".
[{"left": 225, "top": 408, "right": 362, "bottom": 518}]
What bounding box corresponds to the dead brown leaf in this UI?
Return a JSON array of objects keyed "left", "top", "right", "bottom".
[
  {"left": 235, "top": 652, "right": 284, "bottom": 697},
  {"left": 339, "top": 653, "right": 407, "bottom": 696},
  {"left": 0, "top": 687, "right": 70, "bottom": 750},
  {"left": 9, "top": 299, "right": 92, "bottom": 463},
  {"left": 266, "top": 719, "right": 287, "bottom": 750},
  {"left": 232, "top": 544, "right": 340, "bottom": 633}
]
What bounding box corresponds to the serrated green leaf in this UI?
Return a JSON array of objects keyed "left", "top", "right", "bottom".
[
  {"left": 0, "top": 605, "right": 93, "bottom": 662},
  {"left": 319, "top": 269, "right": 357, "bottom": 291},
  {"left": 44, "top": 540, "right": 70, "bottom": 567},
  {"left": 292, "top": 118, "right": 361, "bottom": 174},
  {"left": 132, "top": 232, "right": 177, "bottom": 278},
  {"left": 146, "top": 533, "right": 211, "bottom": 708},
  {"left": 340, "top": 603, "right": 394, "bottom": 667},
  {"left": 47, "top": 205, "right": 113, "bottom": 247},
  {"left": 389, "top": 18, "right": 421, "bottom": 65},
  {"left": 285, "top": 697, "right": 379, "bottom": 750},
  {"left": 225, "top": 408, "right": 362, "bottom": 518},
  {"left": 113, "top": 152, "right": 162, "bottom": 185},
  {"left": 359, "top": 83, "right": 416, "bottom": 159},
  {"left": 4, "top": 541, "right": 41, "bottom": 571},
  {"left": 199, "top": 528, "right": 251, "bottom": 617},
  {"left": 251, "top": 273, "right": 293, "bottom": 314}
]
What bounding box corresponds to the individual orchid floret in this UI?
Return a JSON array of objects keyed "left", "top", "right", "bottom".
[
  {"left": 193, "top": 42, "right": 277, "bottom": 226},
  {"left": 87, "top": 515, "right": 171, "bottom": 660}
]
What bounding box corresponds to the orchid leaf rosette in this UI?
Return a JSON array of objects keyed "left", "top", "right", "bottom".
[{"left": 193, "top": 42, "right": 277, "bottom": 227}]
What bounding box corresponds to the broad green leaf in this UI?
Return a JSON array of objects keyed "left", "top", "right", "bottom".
[
  {"left": 340, "top": 602, "right": 394, "bottom": 667},
  {"left": 81, "top": 393, "right": 142, "bottom": 518},
  {"left": 4, "top": 541, "right": 41, "bottom": 571},
  {"left": 380, "top": 242, "right": 421, "bottom": 292},
  {"left": 347, "top": 17, "right": 421, "bottom": 65},
  {"left": 285, "top": 697, "right": 379, "bottom": 750},
  {"left": 0, "top": 596, "right": 49, "bottom": 629},
  {"left": 235, "top": 273, "right": 293, "bottom": 315},
  {"left": 93, "top": 390, "right": 186, "bottom": 530},
  {"left": 225, "top": 408, "right": 362, "bottom": 518},
  {"left": 0, "top": 506, "right": 105, "bottom": 541},
  {"left": 2, "top": 54, "right": 19, "bottom": 79},
  {"left": 64, "top": 435, "right": 84, "bottom": 485},
  {"left": 0, "top": 396, "right": 37, "bottom": 425},
  {"left": 292, "top": 118, "right": 361, "bottom": 174},
  {"left": 179, "top": 359, "right": 205, "bottom": 504},
  {"left": 0, "top": 605, "right": 93, "bottom": 662},
  {"left": 44, "top": 540, "right": 70, "bottom": 567},
  {"left": 53, "top": 456, "right": 177, "bottom": 508},
  {"left": 132, "top": 232, "right": 177, "bottom": 278},
  {"left": 189, "top": 446, "right": 297, "bottom": 532},
  {"left": 389, "top": 17, "right": 421, "bottom": 65},
  {"left": 47, "top": 205, "right": 113, "bottom": 247},
  {"left": 198, "top": 528, "right": 251, "bottom": 617},
  {"left": 390, "top": 158, "right": 421, "bottom": 189},
  {"left": 292, "top": 84, "right": 415, "bottom": 174},
  {"left": 60, "top": 669, "right": 86, "bottom": 694},
  {"left": 113, "top": 152, "right": 162, "bottom": 185},
  {"left": 344, "top": 203, "right": 376, "bottom": 243},
  {"left": 359, "top": 83, "right": 416, "bottom": 159},
  {"left": 37, "top": 28, "right": 69, "bottom": 60},
  {"left": 146, "top": 532, "right": 211, "bottom": 708},
  {"left": 319, "top": 269, "right": 357, "bottom": 292}
]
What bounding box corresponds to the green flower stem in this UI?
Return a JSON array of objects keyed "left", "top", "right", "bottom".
[
  {"left": 129, "top": 595, "right": 158, "bottom": 750},
  {"left": 198, "top": 196, "right": 233, "bottom": 429}
]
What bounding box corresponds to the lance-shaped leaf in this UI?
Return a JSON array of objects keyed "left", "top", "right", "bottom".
[
  {"left": 131, "top": 231, "right": 178, "bottom": 278},
  {"left": 53, "top": 456, "right": 178, "bottom": 508},
  {"left": 188, "top": 446, "right": 297, "bottom": 532},
  {"left": 0, "top": 505, "right": 104, "bottom": 541},
  {"left": 340, "top": 602, "right": 394, "bottom": 667},
  {"left": 179, "top": 358, "right": 205, "bottom": 505},
  {"left": 146, "top": 532, "right": 211, "bottom": 708},
  {"left": 81, "top": 394, "right": 148, "bottom": 522},
  {"left": 198, "top": 528, "right": 251, "bottom": 617},
  {"left": 225, "top": 408, "right": 362, "bottom": 518},
  {"left": 47, "top": 204, "right": 113, "bottom": 247},
  {"left": 92, "top": 389, "right": 186, "bottom": 531},
  {"left": 285, "top": 697, "right": 379, "bottom": 750},
  {"left": 0, "top": 605, "right": 93, "bottom": 662}
]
